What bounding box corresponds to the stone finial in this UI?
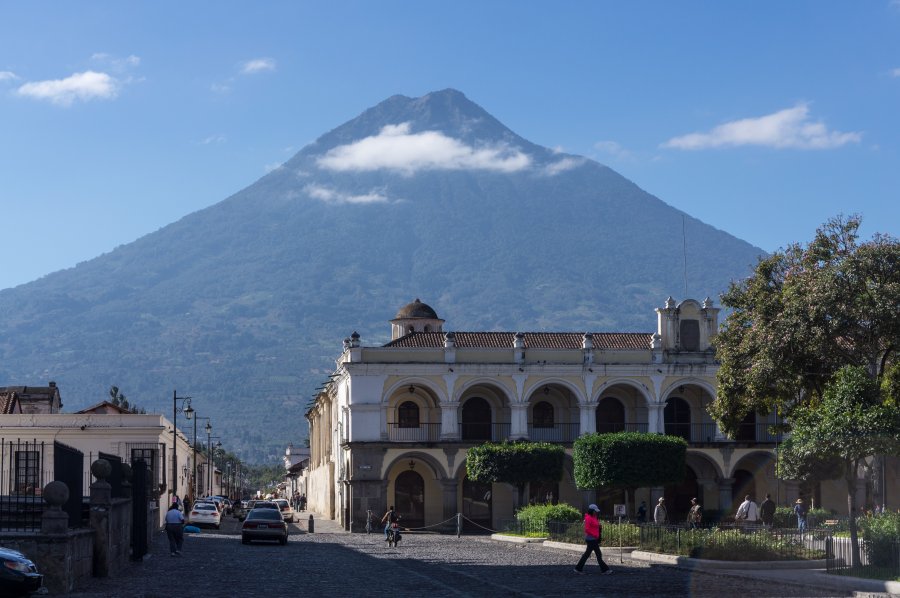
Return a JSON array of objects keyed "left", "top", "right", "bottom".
[
  {"left": 665, "top": 296, "right": 676, "bottom": 310},
  {"left": 513, "top": 332, "right": 525, "bottom": 349},
  {"left": 651, "top": 333, "right": 663, "bottom": 350},
  {"left": 342, "top": 337, "right": 351, "bottom": 351},
  {"left": 702, "top": 296, "right": 714, "bottom": 309},
  {"left": 91, "top": 458, "right": 112, "bottom": 482},
  {"left": 582, "top": 333, "right": 594, "bottom": 350},
  {"left": 444, "top": 331, "right": 456, "bottom": 348},
  {"left": 120, "top": 463, "right": 133, "bottom": 483},
  {"left": 350, "top": 331, "right": 360, "bottom": 348},
  {"left": 43, "top": 480, "right": 70, "bottom": 509}
]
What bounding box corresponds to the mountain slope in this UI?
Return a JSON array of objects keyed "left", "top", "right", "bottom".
[{"left": 0, "top": 90, "right": 763, "bottom": 462}]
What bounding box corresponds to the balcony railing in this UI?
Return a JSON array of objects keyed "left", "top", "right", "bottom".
[
  {"left": 387, "top": 423, "right": 441, "bottom": 442},
  {"left": 528, "top": 423, "right": 581, "bottom": 443},
  {"left": 596, "top": 422, "right": 649, "bottom": 434},
  {"left": 663, "top": 422, "right": 784, "bottom": 444},
  {"left": 459, "top": 422, "right": 511, "bottom": 442}
]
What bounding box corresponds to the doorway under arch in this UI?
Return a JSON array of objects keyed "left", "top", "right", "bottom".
[
  {"left": 664, "top": 465, "right": 699, "bottom": 523},
  {"left": 461, "top": 397, "right": 492, "bottom": 441},
  {"left": 462, "top": 476, "right": 492, "bottom": 532},
  {"left": 732, "top": 469, "right": 756, "bottom": 504},
  {"left": 664, "top": 397, "right": 691, "bottom": 441},
  {"left": 596, "top": 397, "right": 626, "bottom": 433},
  {"left": 394, "top": 470, "right": 425, "bottom": 529}
]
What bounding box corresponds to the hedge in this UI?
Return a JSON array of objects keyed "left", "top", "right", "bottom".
[{"left": 573, "top": 432, "right": 687, "bottom": 489}]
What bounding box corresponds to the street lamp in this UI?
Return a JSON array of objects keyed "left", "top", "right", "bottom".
[
  {"left": 192, "top": 415, "right": 211, "bottom": 501},
  {"left": 209, "top": 436, "right": 222, "bottom": 496},
  {"left": 172, "top": 391, "right": 193, "bottom": 501}
]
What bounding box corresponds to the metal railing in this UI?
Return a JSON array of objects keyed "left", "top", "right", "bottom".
[
  {"left": 528, "top": 423, "right": 581, "bottom": 443},
  {"left": 459, "top": 423, "right": 511, "bottom": 442},
  {"left": 827, "top": 535, "right": 900, "bottom": 579},
  {"left": 0, "top": 438, "right": 46, "bottom": 531},
  {"left": 596, "top": 422, "right": 649, "bottom": 434},
  {"left": 387, "top": 423, "right": 441, "bottom": 442},
  {"left": 662, "top": 422, "right": 784, "bottom": 444},
  {"left": 638, "top": 524, "right": 831, "bottom": 560}
]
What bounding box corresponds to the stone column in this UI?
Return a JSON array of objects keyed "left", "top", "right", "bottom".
[
  {"left": 41, "top": 480, "right": 70, "bottom": 534},
  {"left": 717, "top": 477, "right": 735, "bottom": 515},
  {"left": 579, "top": 404, "right": 596, "bottom": 435},
  {"left": 90, "top": 459, "right": 113, "bottom": 578},
  {"left": 509, "top": 404, "right": 529, "bottom": 440},
  {"left": 696, "top": 478, "right": 716, "bottom": 511},
  {"left": 441, "top": 401, "right": 460, "bottom": 440},
  {"left": 441, "top": 479, "right": 458, "bottom": 532},
  {"left": 647, "top": 404, "right": 665, "bottom": 434}
]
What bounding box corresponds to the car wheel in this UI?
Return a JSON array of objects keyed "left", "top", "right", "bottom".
[
  {"left": 242, "top": 536, "right": 250, "bottom": 545},
  {"left": 280, "top": 537, "right": 287, "bottom": 545}
]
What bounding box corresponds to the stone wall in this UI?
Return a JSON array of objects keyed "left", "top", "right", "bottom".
[{"left": 0, "top": 529, "right": 93, "bottom": 594}]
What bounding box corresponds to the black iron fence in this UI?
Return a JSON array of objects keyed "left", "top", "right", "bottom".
[
  {"left": 827, "top": 536, "right": 900, "bottom": 580},
  {"left": 596, "top": 422, "right": 649, "bottom": 434},
  {"left": 459, "top": 422, "right": 511, "bottom": 442},
  {"left": 528, "top": 423, "right": 581, "bottom": 443},
  {"left": 637, "top": 524, "right": 831, "bottom": 560},
  {"left": 0, "top": 438, "right": 46, "bottom": 531}
]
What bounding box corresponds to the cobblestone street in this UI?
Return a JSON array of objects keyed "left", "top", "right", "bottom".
[{"left": 64, "top": 515, "right": 849, "bottom": 598}]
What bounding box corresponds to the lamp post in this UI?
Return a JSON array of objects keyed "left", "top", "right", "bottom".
[
  {"left": 172, "top": 391, "right": 193, "bottom": 502},
  {"left": 209, "top": 436, "right": 222, "bottom": 496},
  {"left": 191, "top": 416, "right": 211, "bottom": 501}
]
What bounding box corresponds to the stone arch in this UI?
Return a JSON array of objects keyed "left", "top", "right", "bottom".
[
  {"left": 524, "top": 377, "right": 586, "bottom": 405},
  {"left": 594, "top": 378, "right": 653, "bottom": 407},
  {"left": 728, "top": 450, "right": 777, "bottom": 504},
  {"left": 661, "top": 378, "right": 717, "bottom": 402},
  {"left": 455, "top": 378, "right": 514, "bottom": 405},
  {"left": 685, "top": 450, "right": 725, "bottom": 480},
  {"left": 383, "top": 378, "right": 446, "bottom": 405},
  {"left": 383, "top": 451, "right": 447, "bottom": 481}
]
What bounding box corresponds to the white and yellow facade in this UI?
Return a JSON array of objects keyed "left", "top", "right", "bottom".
[{"left": 306, "top": 298, "right": 868, "bottom": 531}]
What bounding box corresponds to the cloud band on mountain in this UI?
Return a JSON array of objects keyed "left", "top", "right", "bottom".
[
  {"left": 304, "top": 184, "right": 389, "bottom": 205},
  {"left": 316, "top": 123, "right": 531, "bottom": 174},
  {"left": 663, "top": 104, "right": 861, "bottom": 150}
]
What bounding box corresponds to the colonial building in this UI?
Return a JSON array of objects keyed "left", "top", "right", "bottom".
[{"left": 305, "top": 298, "right": 870, "bottom": 531}]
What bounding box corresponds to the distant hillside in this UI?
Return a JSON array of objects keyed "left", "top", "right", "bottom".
[{"left": 0, "top": 89, "right": 764, "bottom": 463}]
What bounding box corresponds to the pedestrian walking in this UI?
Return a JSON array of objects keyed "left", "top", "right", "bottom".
[
  {"left": 164, "top": 501, "right": 185, "bottom": 556},
  {"left": 636, "top": 500, "right": 647, "bottom": 523},
  {"left": 653, "top": 497, "right": 667, "bottom": 524},
  {"left": 759, "top": 493, "right": 775, "bottom": 527},
  {"left": 735, "top": 495, "right": 759, "bottom": 524},
  {"left": 573, "top": 504, "right": 612, "bottom": 575},
  {"left": 688, "top": 498, "right": 702, "bottom": 529},
  {"left": 794, "top": 498, "right": 807, "bottom": 532}
]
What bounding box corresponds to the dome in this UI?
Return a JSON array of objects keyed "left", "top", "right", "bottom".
[{"left": 394, "top": 298, "right": 438, "bottom": 320}]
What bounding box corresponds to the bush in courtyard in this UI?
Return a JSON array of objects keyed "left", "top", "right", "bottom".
[
  {"left": 861, "top": 512, "right": 900, "bottom": 568},
  {"left": 516, "top": 503, "right": 581, "bottom": 535},
  {"left": 466, "top": 441, "right": 565, "bottom": 508},
  {"left": 573, "top": 432, "right": 686, "bottom": 489}
]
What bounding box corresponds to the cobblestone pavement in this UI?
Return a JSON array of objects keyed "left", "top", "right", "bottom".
[{"left": 64, "top": 515, "right": 850, "bottom": 598}]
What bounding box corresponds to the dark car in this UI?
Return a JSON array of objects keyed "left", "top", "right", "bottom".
[
  {"left": 241, "top": 508, "right": 288, "bottom": 545},
  {"left": 0, "top": 546, "right": 43, "bottom": 596}
]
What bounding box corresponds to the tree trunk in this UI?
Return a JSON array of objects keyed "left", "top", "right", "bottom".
[{"left": 846, "top": 458, "right": 862, "bottom": 569}]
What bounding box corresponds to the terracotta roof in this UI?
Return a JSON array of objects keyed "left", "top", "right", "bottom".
[
  {"left": 0, "top": 391, "right": 19, "bottom": 414},
  {"left": 384, "top": 332, "right": 652, "bottom": 350}
]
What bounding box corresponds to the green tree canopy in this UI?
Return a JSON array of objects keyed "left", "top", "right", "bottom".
[
  {"left": 711, "top": 215, "right": 900, "bottom": 434},
  {"left": 573, "top": 432, "right": 687, "bottom": 489},
  {"left": 778, "top": 365, "right": 900, "bottom": 565},
  {"left": 466, "top": 441, "right": 565, "bottom": 508}
]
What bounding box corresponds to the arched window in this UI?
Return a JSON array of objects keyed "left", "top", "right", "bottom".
[
  {"left": 461, "top": 397, "right": 492, "bottom": 440},
  {"left": 398, "top": 401, "right": 419, "bottom": 428},
  {"left": 664, "top": 397, "right": 691, "bottom": 441},
  {"left": 596, "top": 397, "right": 625, "bottom": 433},
  {"left": 735, "top": 411, "right": 756, "bottom": 442},
  {"left": 533, "top": 401, "right": 554, "bottom": 428}
]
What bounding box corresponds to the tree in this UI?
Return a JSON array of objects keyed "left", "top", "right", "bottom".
[
  {"left": 466, "top": 442, "right": 565, "bottom": 509},
  {"left": 711, "top": 215, "right": 900, "bottom": 433},
  {"left": 108, "top": 385, "right": 146, "bottom": 414},
  {"left": 778, "top": 366, "right": 900, "bottom": 567},
  {"left": 573, "top": 432, "right": 687, "bottom": 515}
]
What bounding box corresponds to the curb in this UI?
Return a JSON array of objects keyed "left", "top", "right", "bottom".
[{"left": 629, "top": 550, "right": 828, "bottom": 570}]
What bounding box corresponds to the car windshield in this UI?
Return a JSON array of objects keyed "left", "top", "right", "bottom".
[
  {"left": 254, "top": 502, "right": 278, "bottom": 509},
  {"left": 275, "top": 500, "right": 288, "bottom": 507},
  {"left": 248, "top": 509, "right": 282, "bottom": 520},
  {"left": 195, "top": 504, "right": 216, "bottom": 511}
]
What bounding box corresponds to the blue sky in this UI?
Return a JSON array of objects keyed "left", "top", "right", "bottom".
[{"left": 1, "top": 2, "right": 898, "bottom": 290}]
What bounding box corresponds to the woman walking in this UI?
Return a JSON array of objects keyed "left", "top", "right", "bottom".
[
  {"left": 164, "top": 501, "right": 185, "bottom": 556},
  {"left": 573, "top": 504, "right": 612, "bottom": 575}
]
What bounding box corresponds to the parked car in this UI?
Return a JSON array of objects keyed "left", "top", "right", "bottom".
[
  {"left": 273, "top": 498, "right": 294, "bottom": 523},
  {"left": 241, "top": 508, "right": 288, "bottom": 545},
  {"left": 0, "top": 546, "right": 43, "bottom": 596},
  {"left": 250, "top": 500, "right": 279, "bottom": 511},
  {"left": 188, "top": 501, "right": 222, "bottom": 529}
]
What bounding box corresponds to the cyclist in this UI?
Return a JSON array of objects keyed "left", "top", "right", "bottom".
[{"left": 381, "top": 505, "right": 399, "bottom": 541}]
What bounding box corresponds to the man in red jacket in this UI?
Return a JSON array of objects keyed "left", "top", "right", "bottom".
[{"left": 574, "top": 504, "right": 612, "bottom": 575}]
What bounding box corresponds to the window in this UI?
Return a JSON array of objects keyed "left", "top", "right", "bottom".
[
  {"left": 398, "top": 401, "right": 420, "bottom": 428},
  {"left": 596, "top": 397, "right": 625, "bottom": 433},
  {"left": 680, "top": 319, "right": 700, "bottom": 351},
  {"left": 664, "top": 397, "right": 691, "bottom": 441},
  {"left": 461, "top": 397, "right": 492, "bottom": 440},
  {"left": 129, "top": 445, "right": 162, "bottom": 489},
  {"left": 533, "top": 401, "right": 554, "bottom": 428},
  {"left": 14, "top": 451, "right": 39, "bottom": 494}
]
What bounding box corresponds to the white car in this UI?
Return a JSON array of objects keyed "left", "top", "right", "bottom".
[
  {"left": 188, "top": 501, "right": 222, "bottom": 529},
  {"left": 273, "top": 499, "right": 294, "bottom": 523}
]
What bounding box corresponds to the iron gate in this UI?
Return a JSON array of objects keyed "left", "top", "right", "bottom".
[
  {"left": 131, "top": 458, "right": 149, "bottom": 560},
  {"left": 54, "top": 441, "right": 84, "bottom": 527}
]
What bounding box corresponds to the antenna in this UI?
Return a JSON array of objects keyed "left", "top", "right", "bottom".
[{"left": 682, "top": 215, "right": 688, "bottom": 297}]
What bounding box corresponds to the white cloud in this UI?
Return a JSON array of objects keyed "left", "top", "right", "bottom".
[
  {"left": 200, "top": 134, "right": 227, "bottom": 145},
  {"left": 891, "top": 68, "right": 900, "bottom": 78},
  {"left": 662, "top": 104, "right": 861, "bottom": 150},
  {"left": 264, "top": 162, "right": 285, "bottom": 173},
  {"left": 0, "top": 71, "right": 19, "bottom": 82},
  {"left": 317, "top": 122, "right": 532, "bottom": 174},
  {"left": 16, "top": 71, "right": 118, "bottom": 106},
  {"left": 240, "top": 58, "right": 276, "bottom": 75},
  {"left": 91, "top": 53, "right": 140, "bottom": 72},
  {"left": 543, "top": 157, "right": 584, "bottom": 176},
  {"left": 304, "top": 184, "right": 389, "bottom": 205},
  {"left": 594, "top": 140, "right": 633, "bottom": 160}
]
